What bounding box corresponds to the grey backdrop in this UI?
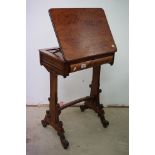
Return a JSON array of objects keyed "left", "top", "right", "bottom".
[{"left": 26, "top": 0, "right": 129, "bottom": 106}]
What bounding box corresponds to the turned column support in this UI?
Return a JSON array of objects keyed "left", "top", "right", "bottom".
[
  {"left": 80, "top": 65, "right": 109, "bottom": 128},
  {"left": 41, "top": 71, "right": 69, "bottom": 149}
]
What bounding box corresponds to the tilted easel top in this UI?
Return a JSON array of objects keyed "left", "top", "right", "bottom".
[{"left": 49, "top": 8, "right": 117, "bottom": 63}]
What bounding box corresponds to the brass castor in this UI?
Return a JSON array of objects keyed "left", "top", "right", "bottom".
[
  {"left": 101, "top": 120, "right": 109, "bottom": 128},
  {"left": 41, "top": 120, "right": 49, "bottom": 128}
]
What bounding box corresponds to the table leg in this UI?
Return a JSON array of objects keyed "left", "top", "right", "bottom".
[
  {"left": 41, "top": 72, "right": 69, "bottom": 149},
  {"left": 80, "top": 65, "right": 109, "bottom": 128}
]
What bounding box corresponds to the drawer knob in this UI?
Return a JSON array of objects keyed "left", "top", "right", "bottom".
[{"left": 81, "top": 64, "right": 87, "bottom": 69}]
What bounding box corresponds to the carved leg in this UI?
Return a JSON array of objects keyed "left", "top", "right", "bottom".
[
  {"left": 89, "top": 66, "right": 109, "bottom": 128},
  {"left": 41, "top": 72, "right": 69, "bottom": 149},
  {"left": 96, "top": 104, "right": 109, "bottom": 128},
  {"left": 55, "top": 104, "right": 69, "bottom": 149},
  {"left": 98, "top": 113, "right": 109, "bottom": 128},
  {"left": 58, "top": 132, "right": 69, "bottom": 149},
  {"left": 57, "top": 119, "right": 69, "bottom": 149}
]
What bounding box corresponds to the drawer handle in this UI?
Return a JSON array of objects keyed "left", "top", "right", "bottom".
[{"left": 81, "top": 64, "right": 87, "bottom": 69}]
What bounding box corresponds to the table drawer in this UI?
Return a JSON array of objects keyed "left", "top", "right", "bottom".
[
  {"left": 39, "top": 47, "right": 114, "bottom": 77},
  {"left": 70, "top": 55, "right": 114, "bottom": 72}
]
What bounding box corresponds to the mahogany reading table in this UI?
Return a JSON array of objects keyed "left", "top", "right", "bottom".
[{"left": 39, "top": 8, "right": 117, "bottom": 149}]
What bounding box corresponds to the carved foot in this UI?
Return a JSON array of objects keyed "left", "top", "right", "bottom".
[
  {"left": 41, "top": 119, "right": 49, "bottom": 128},
  {"left": 41, "top": 110, "right": 50, "bottom": 128},
  {"left": 56, "top": 120, "right": 69, "bottom": 149},
  {"left": 80, "top": 104, "right": 89, "bottom": 112},
  {"left": 98, "top": 113, "right": 109, "bottom": 128},
  {"left": 101, "top": 119, "right": 109, "bottom": 128},
  {"left": 91, "top": 104, "right": 109, "bottom": 128},
  {"left": 80, "top": 105, "right": 86, "bottom": 112},
  {"left": 58, "top": 133, "right": 69, "bottom": 149}
]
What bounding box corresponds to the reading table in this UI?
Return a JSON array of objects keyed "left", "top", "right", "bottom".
[{"left": 39, "top": 8, "right": 117, "bottom": 149}]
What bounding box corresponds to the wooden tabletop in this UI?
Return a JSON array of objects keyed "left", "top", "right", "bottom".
[{"left": 49, "top": 8, "right": 117, "bottom": 63}]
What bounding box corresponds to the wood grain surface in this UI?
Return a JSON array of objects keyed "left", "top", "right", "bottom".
[{"left": 49, "top": 8, "right": 117, "bottom": 62}]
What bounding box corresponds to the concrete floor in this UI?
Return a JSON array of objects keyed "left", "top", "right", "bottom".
[{"left": 26, "top": 107, "right": 128, "bottom": 155}]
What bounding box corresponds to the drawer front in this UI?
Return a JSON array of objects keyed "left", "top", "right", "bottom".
[{"left": 70, "top": 55, "right": 114, "bottom": 72}]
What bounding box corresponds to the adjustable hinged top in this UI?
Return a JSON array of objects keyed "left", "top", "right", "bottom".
[
  {"left": 39, "top": 8, "right": 117, "bottom": 76},
  {"left": 49, "top": 8, "right": 117, "bottom": 63}
]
